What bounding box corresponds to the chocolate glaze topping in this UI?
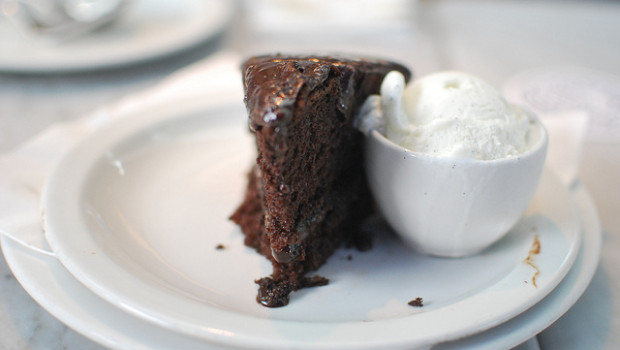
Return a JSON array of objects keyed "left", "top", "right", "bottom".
[{"left": 243, "top": 55, "right": 411, "bottom": 132}]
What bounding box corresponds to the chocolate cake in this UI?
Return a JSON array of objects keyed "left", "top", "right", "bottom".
[{"left": 230, "top": 55, "right": 411, "bottom": 307}]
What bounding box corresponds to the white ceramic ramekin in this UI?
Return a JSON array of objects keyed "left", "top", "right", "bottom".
[{"left": 365, "top": 121, "right": 548, "bottom": 257}]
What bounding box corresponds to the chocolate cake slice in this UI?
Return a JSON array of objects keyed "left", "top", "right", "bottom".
[{"left": 230, "top": 55, "right": 411, "bottom": 307}]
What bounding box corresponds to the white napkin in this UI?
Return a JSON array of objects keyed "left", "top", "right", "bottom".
[
  {"left": 503, "top": 65, "right": 620, "bottom": 187},
  {"left": 502, "top": 67, "right": 608, "bottom": 187},
  {"left": 0, "top": 51, "right": 243, "bottom": 254},
  {"left": 537, "top": 110, "right": 589, "bottom": 187}
]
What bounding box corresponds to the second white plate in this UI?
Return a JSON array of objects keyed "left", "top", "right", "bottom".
[
  {"left": 0, "top": 0, "right": 233, "bottom": 72},
  {"left": 42, "top": 99, "right": 582, "bottom": 349}
]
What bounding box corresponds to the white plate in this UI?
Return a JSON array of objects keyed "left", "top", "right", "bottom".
[
  {"left": 434, "top": 182, "right": 602, "bottom": 349},
  {"left": 41, "top": 100, "right": 582, "bottom": 349},
  {"left": 0, "top": 0, "right": 233, "bottom": 72},
  {"left": 3, "top": 172, "right": 601, "bottom": 350}
]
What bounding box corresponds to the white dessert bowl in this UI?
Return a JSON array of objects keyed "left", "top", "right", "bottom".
[{"left": 364, "top": 119, "right": 548, "bottom": 258}]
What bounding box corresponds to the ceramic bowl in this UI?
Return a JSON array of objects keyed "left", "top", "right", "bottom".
[{"left": 365, "top": 121, "right": 548, "bottom": 257}]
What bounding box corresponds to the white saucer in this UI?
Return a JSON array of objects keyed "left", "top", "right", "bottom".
[
  {"left": 2, "top": 170, "right": 601, "bottom": 349},
  {"left": 40, "top": 99, "right": 582, "bottom": 349},
  {"left": 0, "top": 0, "right": 233, "bottom": 72}
]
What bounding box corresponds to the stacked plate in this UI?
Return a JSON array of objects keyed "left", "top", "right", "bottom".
[{"left": 1, "top": 91, "right": 602, "bottom": 349}]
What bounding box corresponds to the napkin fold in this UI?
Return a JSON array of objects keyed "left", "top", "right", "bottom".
[
  {"left": 538, "top": 110, "right": 589, "bottom": 187},
  {"left": 0, "top": 51, "right": 243, "bottom": 254}
]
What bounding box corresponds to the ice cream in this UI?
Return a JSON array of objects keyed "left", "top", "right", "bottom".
[
  {"left": 358, "top": 70, "right": 548, "bottom": 257},
  {"left": 378, "top": 71, "right": 540, "bottom": 160}
]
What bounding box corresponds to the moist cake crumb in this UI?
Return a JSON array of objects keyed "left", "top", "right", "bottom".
[{"left": 408, "top": 297, "right": 424, "bottom": 307}]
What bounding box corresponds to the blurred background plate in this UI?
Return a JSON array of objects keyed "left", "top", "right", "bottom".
[{"left": 0, "top": 0, "right": 233, "bottom": 73}]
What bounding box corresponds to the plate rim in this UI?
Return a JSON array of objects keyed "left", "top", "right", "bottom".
[{"left": 40, "top": 100, "right": 584, "bottom": 349}]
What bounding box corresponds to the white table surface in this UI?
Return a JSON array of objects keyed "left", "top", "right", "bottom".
[{"left": 1, "top": 0, "right": 619, "bottom": 349}]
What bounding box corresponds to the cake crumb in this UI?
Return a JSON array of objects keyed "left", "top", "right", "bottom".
[
  {"left": 215, "top": 244, "right": 226, "bottom": 250},
  {"left": 408, "top": 297, "right": 423, "bottom": 307}
]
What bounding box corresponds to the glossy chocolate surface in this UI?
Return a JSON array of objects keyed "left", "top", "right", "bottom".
[{"left": 243, "top": 55, "right": 411, "bottom": 132}]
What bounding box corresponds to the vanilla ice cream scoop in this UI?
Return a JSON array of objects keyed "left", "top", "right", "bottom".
[
  {"left": 382, "top": 71, "right": 538, "bottom": 160},
  {"left": 359, "top": 70, "right": 548, "bottom": 257}
]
